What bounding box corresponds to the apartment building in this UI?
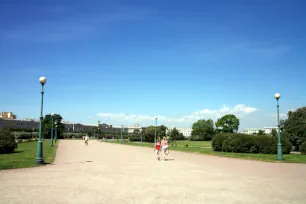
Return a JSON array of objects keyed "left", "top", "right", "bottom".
[
  {"left": 167, "top": 127, "right": 192, "bottom": 137},
  {"left": 0, "top": 112, "right": 17, "bottom": 119}
]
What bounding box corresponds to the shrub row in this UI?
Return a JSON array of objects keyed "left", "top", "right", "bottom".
[
  {"left": 63, "top": 133, "right": 85, "bottom": 139},
  {"left": 0, "top": 129, "right": 17, "bottom": 154},
  {"left": 212, "top": 133, "right": 292, "bottom": 154},
  {"left": 189, "top": 134, "right": 213, "bottom": 141},
  {"left": 300, "top": 141, "right": 306, "bottom": 155},
  {"left": 13, "top": 132, "right": 38, "bottom": 140},
  {"left": 129, "top": 136, "right": 142, "bottom": 142}
]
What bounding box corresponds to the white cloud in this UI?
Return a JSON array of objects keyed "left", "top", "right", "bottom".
[{"left": 97, "top": 104, "right": 258, "bottom": 126}]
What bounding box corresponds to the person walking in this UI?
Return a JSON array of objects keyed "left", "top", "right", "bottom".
[
  {"left": 154, "top": 137, "right": 161, "bottom": 160},
  {"left": 161, "top": 137, "right": 169, "bottom": 161},
  {"left": 85, "top": 135, "right": 89, "bottom": 146}
]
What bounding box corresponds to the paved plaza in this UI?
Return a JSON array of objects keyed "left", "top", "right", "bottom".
[{"left": 1, "top": 140, "right": 306, "bottom": 204}]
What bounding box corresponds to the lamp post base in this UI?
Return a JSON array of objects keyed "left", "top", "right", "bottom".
[
  {"left": 35, "top": 140, "right": 44, "bottom": 164},
  {"left": 277, "top": 143, "right": 283, "bottom": 161}
]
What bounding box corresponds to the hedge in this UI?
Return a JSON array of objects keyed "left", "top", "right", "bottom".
[
  {"left": 189, "top": 134, "right": 214, "bottom": 141},
  {"left": 63, "top": 133, "right": 85, "bottom": 139},
  {"left": 15, "top": 132, "right": 32, "bottom": 139},
  {"left": 12, "top": 132, "right": 38, "bottom": 140},
  {"left": 300, "top": 142, "right": 306, "bottom": 155},
  {"left": 0, "top": 129, "right": 17, "bottom": 154},
  {"left": 212, "top": 133, "right": 292, "bottom": 154},
  {"left": 129, "top": 136, "right": 142, "bottom": 142}
]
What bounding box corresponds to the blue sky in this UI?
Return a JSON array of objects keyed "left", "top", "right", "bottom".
[{"left": 1, "top": 0, "right": 305, "bottom": 130}]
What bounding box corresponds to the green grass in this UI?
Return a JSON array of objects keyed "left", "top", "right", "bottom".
[
  {"left": 0, "top": 140, "right": 59, "bottom": 170},
  {"left": 174, "top": 140, "right": 211, "bottom": 147},
  {"left": 106, "top": 140, "right": 306, "bottom": 163}
]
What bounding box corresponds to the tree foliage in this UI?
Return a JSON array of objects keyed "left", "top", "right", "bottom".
[
  {"left": 281, "top": 107, "right": 306, "bottom": 151},
  {"left": 133, "top": 129, "right": 140, "bottom": 135},
  {"left": 141, "top": 125, "right": 168, "bottom": 143},
  {"left": 271, "top": 129, "right": 277, "bottom": 137},
  {"left": 215, "top": 114, "right": 239, "bottom": 133},
  {"left": 190, "top": 119, "right": 215, "bottom": 141},
  {"left": 258, "top": 130, "right": 265, "bottom": 135},
  {"left": 42, "top": 114, "right": 65, "bottom": 139},
  {"left": 168, "top": 128, "right": 184, "bottom": 142}
]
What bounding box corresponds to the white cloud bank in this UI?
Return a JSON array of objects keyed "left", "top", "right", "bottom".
[{"left": 97, "top": 104, "right": 258, "bottom": 126}]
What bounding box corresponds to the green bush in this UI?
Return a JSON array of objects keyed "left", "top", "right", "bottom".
[
  {"left": 129, "top": 136, "right": 142, "bottom": 142},
  {"left": 212, "top": 134, "right": 227, "bottom": 151},
  {"left": 0, "top": 129, "right": 17, "bottom": 153},
  {"left": 299, "top": 142, "right": 306, "bottom": 155},
  {"left": 212, "top": 133, "right": 292, "bottom": 154},
  {"left": 15, "top": 132, "right": 32, "bottom": 140}
]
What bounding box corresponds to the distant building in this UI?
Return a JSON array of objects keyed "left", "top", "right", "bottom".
[
  {"left": 127, "top": 124, "right": 142, "bottom": 134},
  {"left": 0, "top": 118, "right": 39, "bottom": 129},
  {"left": 243, "top": 128, "right": 263, "bottom": 135},
  {"left": 263, "top": 127, "right": 278, "bottom": 135},
  {"left": 0, "top": 112, "right": 17, "bottom": 119},
  {"left": 243, "top": 127, "right": 279, "bottom": 135},
  {"left": 167, "top": 127, "right": 192, "bottom": 137}
]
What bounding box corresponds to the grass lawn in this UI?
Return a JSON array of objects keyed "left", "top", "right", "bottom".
[
  {"left": 106, "top": 140, "right": 306, "bottom": 163},
  {"left": 174, "top": 140, "right": 211, "bottom": 147},
  {"left": 0, "top": 140, "right": 59, "bottom": 170}
]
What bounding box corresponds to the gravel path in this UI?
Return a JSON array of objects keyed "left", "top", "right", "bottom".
[{"left": 0, "top": 140, "right": 306, "bottom": 204}]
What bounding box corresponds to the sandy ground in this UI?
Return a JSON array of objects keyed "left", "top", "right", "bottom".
[{"left": 1, "top": 140, "right": 306, "bottom": 204}]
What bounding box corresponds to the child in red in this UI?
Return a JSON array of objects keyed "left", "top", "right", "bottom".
[{"left": 154, "top": 137, "right": 161, "bottom": 160}]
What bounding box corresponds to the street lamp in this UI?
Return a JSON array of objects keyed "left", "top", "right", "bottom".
[
  {"left": 51, "top": 113, "right": 54, "bottom": 146},
  {"left": 275, "top": 93, "right": 283, "bottom": 161},
  {"left": 54, "top": 121, "right": 58, "bottom": 143},
  {"left": 121, "top": 125, "right": 123, "bottom": 144},
  {"left": 98, "top": 120, "right": 101, "bottom": 140},
  {"left": 36, "top": 76, "right": 47, "bottom": 165},
  {"left": 141, "top": 129, "right": 143, "bottom": 144},
  {"left": 154, "top": 117, "right": 158, "bottom": 144}
]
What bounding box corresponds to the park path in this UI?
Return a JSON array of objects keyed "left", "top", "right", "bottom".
[{"left": 0, "top": 140, "right": 306, "bottom": 204}]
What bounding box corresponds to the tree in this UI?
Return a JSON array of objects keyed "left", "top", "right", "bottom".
[
  {"left": 143, "top": 126, "right": 155, "bottom": 143},
  {"left": 169, "top": 128, "right": 180, "bottom": 143},
  {"left": 157, "top": 125, "right": 167, "bottom": 138},
  {"left": 271, "top": 129, "right": 277, "bottom": 137},
  {"left": 281, "top": 107, "right": 306, "bottom": 151},
  {"left": 133, "top": 129, "right": 140, "bottom": 136},
  {"left": 258, "top": 130, "right": 265, "bottom": 135},
  {"left": 42, "top": 114, "right": 65, "bottom": 139},
  {"left": 130, "top": 129, "right": 141, "bottom": 141},
  {"left": 215, "top": 114, "right": 239, "bottom": 133},
  {"left": 191, "top": 119, "right": 215, "bottom": 141},
  {"left": 142, "top": 125, "right": 168, "bottom": 143}
]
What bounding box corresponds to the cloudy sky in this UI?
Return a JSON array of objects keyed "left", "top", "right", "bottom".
[{"left": 1, "top": 0, "right": 305, "bottom": 130}]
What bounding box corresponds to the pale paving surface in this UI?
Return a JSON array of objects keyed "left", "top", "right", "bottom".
[{"left": 1, "top": 140, "right": 306, "bottom": 204}]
